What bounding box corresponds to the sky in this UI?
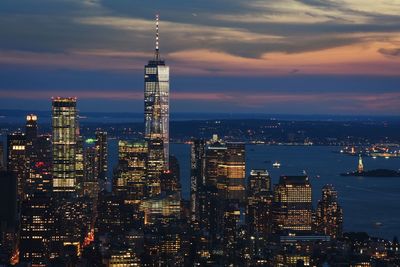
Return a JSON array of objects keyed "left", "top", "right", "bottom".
[{"left": 0, "top": 0, "right": 399, "bottom": 115}]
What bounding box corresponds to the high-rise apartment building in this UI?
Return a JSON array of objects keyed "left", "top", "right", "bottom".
[{"left": 316, "top": 185, "right": 343, "bottom": 239}]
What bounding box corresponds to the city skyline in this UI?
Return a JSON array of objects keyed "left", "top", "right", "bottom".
[
  {"left": 1, "top": 3, "right": 400, "bottom": 265},
  {"left": 0, "top": 1, "right": 400, "bottom": 115}
]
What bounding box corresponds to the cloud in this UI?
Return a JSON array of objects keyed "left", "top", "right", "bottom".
[
  {"left": 1, "top": 0, "right": 400, "bottom": 59},
  {"left": 378, "top": 48, "right": 400, "bottom": 57},
  {"left": 0, "top": 0, "right": 400, "bottom": 114}
]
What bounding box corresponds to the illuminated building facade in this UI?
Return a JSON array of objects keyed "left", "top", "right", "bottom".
[
  {"left": 145, "top": 139, "right": 163, "bottom": 196},
  {"left": 50, "top": 197, "right": 92, "bottom": 258},
  {"left": 114, "top": 140, "right": 148, "bottom": 202},
  {"left": 75, "top": 136, "right": 84, "bottom": 196},
  {"left": 7, "top": 132, "right": 27, "bottom": 199},
  {"left": 141, "top": 193, "right": 181, "bottom": 225},
  {"left": 144, "top": 14, "right": 170, "bottom": 174},
  {"left": 19, "top": 193, "right": 53, "bottom": 266},
  {"left": 217, "top": 142, "right": 246, "bottom": 202},
  {"left": 246, "top": 169, "right": 273, "bottom": 237},
  {"left": 190, "top": 139, "right": 206, "bottom": 222},
  {"left": 316, "top": 185, "right": 343, "bottom": 239},
  {"left": 273, "top": 175, "right": 313, "bottom": 233},
  {"left": 52, "top": 97, "right": 77, "bottom": 193},
  {"left": 160, "top": 155, "right": 181, "bottom": 194},
  {"left": 25, "top": 114, "right": 38, "bottom": 169},
  {"left": 26, "top": 135, "right": 52, "bottom": 195}
]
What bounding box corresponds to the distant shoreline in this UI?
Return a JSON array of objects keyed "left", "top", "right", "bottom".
[{"left": 341, "top": 169, "right": 400, "bottom": 177}]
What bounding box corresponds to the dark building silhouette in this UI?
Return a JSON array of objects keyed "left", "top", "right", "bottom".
[{"left": 7, "top": 132, "right": 27, "bottom": 199}]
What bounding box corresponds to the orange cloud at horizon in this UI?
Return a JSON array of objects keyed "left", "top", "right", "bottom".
[
  {"left": 0, "top": 33, "right": 399, "bottom": 76},
  {"left": 169, "top": 38, "right": 400, "bottom": 76}
]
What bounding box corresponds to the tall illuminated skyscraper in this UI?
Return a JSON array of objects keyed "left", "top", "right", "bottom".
[
  {"left": 52, "top": 97, "right": 77, "bottom": 193},
  {"left": 144, "top": 14, "right": 170, "bottom": 174}
]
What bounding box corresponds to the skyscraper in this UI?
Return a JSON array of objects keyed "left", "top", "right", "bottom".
[
  {"left": 217, "top": 142, "right": 246, "bottom": 202},
  {"left": 52, "top": 97, "right": 77, "bottom": 193},
  {"left": 25, "top": 135, "right": 52, "bottom": 195},
  {"left": 7, "top": 132, "right": 26, "bottom": 199},
  {"left": 144, "top": 14, "right": 170, "bottom": 173},
  {"left": 316, "top": 185, "right": 343, "bottom": 239},
  {"left": 25, "top": 114, "right": 38, "bottom": 141},
  {"left": 190, "top": 139, "right": 206, "bottom": 222},
  {"left": 95, "top": 131, "right": 108, "bottom": 190},
  {"left": 273, "top": 175, "right": 313, "bottom": 233},
  {"left": 25, "top": 114, "right": 38, "bottom": 162},
  {"left": 114, "top": 140, "right": 148, "bottom": 202},
  {"left": 246, "top": 169, "right": 273, "bottom": 237}
]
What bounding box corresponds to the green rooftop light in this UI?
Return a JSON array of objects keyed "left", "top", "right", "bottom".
[{"left": 85, "top": 138, "right": 96, "bottom": 144}]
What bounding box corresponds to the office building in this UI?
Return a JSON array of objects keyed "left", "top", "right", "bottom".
[
  {"left": 7, "top": 132, "right": 26, "bottom": 199},
  {"left": 144, "top": 14, "right": 170, "bottom": 173},
  {"left": 190, "top": 139, "right": 206, "bottom": 222},
  {"left": 52, "top": 97, "right": 77, "bottom": 193},
  {"left": 247, "top": 169, "right": 273, "bottom": 237},
  {"left": 95, "top": 131, "right": 108, "bottom": 190},
  {"left": 114, "top": 140, "right": 148, "bottom": 202},
  {"left": 19, "top": 193, "right": 53, "bottom": 266},
  {"left": 273, "top": 175, "right": 313, "bottom": 233}
]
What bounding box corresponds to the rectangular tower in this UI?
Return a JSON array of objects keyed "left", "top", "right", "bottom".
[
  {"left": 144, "top": 14, "right": 169, "bottom": 173},
  {"left": 273, "top": 175, "right": 313, "bottom": 233},
  {"left": 52, "top": 97, "right": 77, "bottom": 193},
  {"left": 95, "top": 131, "right": 108, "bottom": 189},
  {"left": 7, "top": 132, "right": 26, "bottom": 199}
]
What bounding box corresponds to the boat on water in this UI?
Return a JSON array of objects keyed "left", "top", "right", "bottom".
[{"left": 272, "top": 161, "right": 281, "bottom": 168}]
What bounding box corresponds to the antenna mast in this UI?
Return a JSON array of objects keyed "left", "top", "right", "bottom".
[{"left": 155, "top": 13, "right": 160, "bottom": 60}]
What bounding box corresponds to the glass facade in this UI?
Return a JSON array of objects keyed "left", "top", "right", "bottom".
[
  {"left": 144, "top": 60, "right": 169, "bottom": 171},
  {"left": 52, "top": 97, "right": 77, "bottom": 193}
]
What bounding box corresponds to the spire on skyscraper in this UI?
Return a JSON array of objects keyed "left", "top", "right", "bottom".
[{"left": 155, "top": 13, "right": 160, "bottom": 61}]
